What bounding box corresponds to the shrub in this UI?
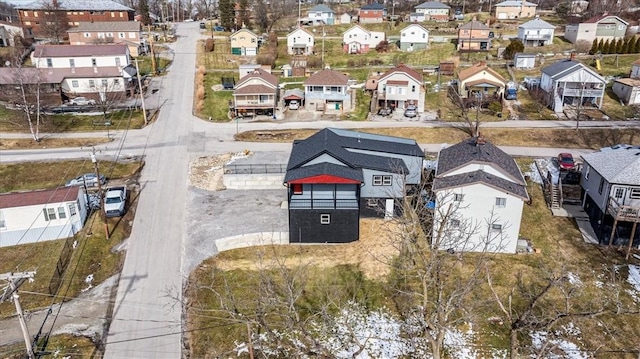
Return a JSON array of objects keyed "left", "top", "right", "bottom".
[
  {"left": 487, "top": 101, "right": 502, "bottom": 114},
  {"left": 196, "top": 85, "right": 205, "bottom": 101},
  {"left": 256, "top": 54, "right": 275, "bottom": 66},
  {"left": 375, "top": 40, "right": 390, "bottom": 53},
  {"left": 307, "top": 56, "right": 322, "bottom": 68},
  {"left": 574, "top": 40, "right": 591, "bottom": 54},
  {"left": 204, "top": 38, "right": 215, "bottom": 52}
]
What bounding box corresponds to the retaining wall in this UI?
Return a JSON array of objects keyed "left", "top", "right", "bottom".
[{"left": 223, "top": 173, "right": 285, "bottom": 190}]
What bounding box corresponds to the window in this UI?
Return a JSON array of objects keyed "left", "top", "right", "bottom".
[
  {"left": 69, "top": 59, "right": 75, "bottom": 67},
  {"left": 450, "top": 219, "right": 460, "bottom": 228},
  {"left": 91, "top": 58, "right": 97, "bottom": 66},
  {"left": 491, "top": 223, "right": 503, "bottom": 232},
  {"left": 128, "top": 32, "right": 136, "bottom": 39},
  {"left": 68, "top": 203, "right": 77, "bottom": 216},
  {"left": 71, "top": 80, "right": 79, "bottom": 88},
  {"left": 120, "top": 12, "right": 123, "bottom": 17},
  {"left": 115, "top": 57, "right": 121, "bottom": 66},
  {"left": 58, "top": 207, "right": 67, "bottom": 219},
  {"left": 33, "top": 11, "right": 38, "bottom": 17},
  {"left": 114, "top": 79, "right": 120, "bottom": 86},
  {"left": 106, "top": 32, "right": 113, "bottom": 38},
  {"left": 320, "top": 214, "right": 331, "bottom": 225},
  {"left": 89, "top": 80, "right": 95, "bottom": 87},
  {"left": 251, "top": 38, "right": 256, "bottom": 43},
  {"left": 598, "top": 178, "right": 605, "bottom": 194},
  {"left": 110, "top": 12, "right": 115, "bottom": 17},
  {"left": 0, "top": 211, "right": 5, "bottom": 229},
  {"left": 119, "top": 32, "right": 125, "bottom": 38},
  {"left": 454, "top": 193, "right": 464, "bottom": 202},
  {"left": 584, "top": 166, "right": 590, "bottom": 180},
  {"left": 292, "top": 183, "right": 303, "bottom": 194},
  {"left": 495, "top": 197, "right": 507, "bottom": 208},
  {"left": 44, "top": 208, "right": 56, "bottom": 220},
  {"left": 614, "top": 188, "right": 624, "bottom": 199},
  {"left": 98, "top": 32, "right": 105, "bottom": 38},
  {"left": 101, "top": 79, "right": 108, "bottom": 87},
  {"left": 631, "top": 189, "right": 640, "bottom": 199},
  {"left": 46, "top": 58, "right": 52, "bottom": 68},
  {"left": 372, "top": 175, "right": 392, "bottom": 186},
  {"left": 411, "top": 85, "right": 416, "bottom": 92}
]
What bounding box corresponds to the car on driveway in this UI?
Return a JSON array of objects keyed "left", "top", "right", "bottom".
[
  {"left": 65, "top": 173, "right": 106, "bottom": 187},
  {"left": 377, "top": 107, "right": 393, "bottom": 116},
  {"left": 404, "top": 105, "right": 417, "bottom": 118},
  {"left": 199, "top": 22, "right": 206, "bottom": 29},
  {"left": 68, "top": 97, "right": 96, "bottom": 106},
  {"left": 557, "top": 153, "right": 575, "bottom": 170},
  {"left": 213, "top": 26, "right": 225, "bottom": 31}
]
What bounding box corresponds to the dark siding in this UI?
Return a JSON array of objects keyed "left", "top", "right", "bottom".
[
  {"left": 359, "top": 198, "right": 402, "bottom": 218},
  {"left": 584, "top": 194, "right": 640, "bottom": 247},
  {"left": 289, "top": 209, "right": 359, "bottom": 243}
]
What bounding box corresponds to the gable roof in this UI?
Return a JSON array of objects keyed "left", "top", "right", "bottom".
[
  {"left": 582, "top": 148, "right": 640, "bottom": 185},
  {"left": 435, "top": 137, "right": 525, "bottom": 185},
  {"left": 286, "top": 128, "right": 423, "bottom": 179},
  {"left": 304, "top": 69, "right": 349, "bottom": 86},
  {"left": 33, "top": 44, "right": 128, "bottom": 57},
  {"left": 288, "top": 27, "right": 315, "bottom": 38},
  {"left": 15, "top": 0, "right": 133, "bottom": 11},
  {"left": 284, "top": 162, "right": 363, "bottom": 183},
  {"left": 432, "top": 170, "right": 529, "bottom": 200},
  {"left": 401, "top": 23, "right": 429, "bottom": 35},
  {"left": 344, "top": 24, "right": 370, "bottom": 36},
  {"left": 541, "top": 60, "right": 605, "bottom": 82},
  {"left": 416, "top": 1, "right": 451, "bottom": 9},
  {"left": 309, "top": 4, "right": 334, "bottom": 13},
  {"left": 0, "top": 66, "right": 124, "bottom": 85},
  {"left": 458, "top": 62, "right": 506, "bottom": 83},
  {"left": 495, "top": 0, "right": 537, "bottom": 6},
  {"left": 231, "top": 27, "right": 258, "bottom": 39},
  {"left": 519, "top": 18, "right": 555, "bottom": 30},
  {"left": 584, "top": 14, "right": 628, "bottom": 25},
  {"left": 378, "top": 63, "right": 423, "bottom": 84},
  {"left": 235, "top": 68, "right": 278, "bottom": 89},
  {"left": 459, "top": 20, "right": 490, "bottom": 30},
  {"left": 614, "top": 78, "right": 640, "bottom": 87},
  {"left": 360, "top": 3, "right": 386, "bottom": 10},
  {"left": 0, "top": 187, "right": 80, "bottom": 209},
  {"left": 67, "top": 21, "right": 140, "bottom": 32}
]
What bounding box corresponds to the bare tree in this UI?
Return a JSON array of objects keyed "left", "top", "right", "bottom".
[
  {"left": 448, "top": 85, "right": 477, "bottom": 137},
  {"left": 86, "top": 78, "right": 127, "bottom": 122},
  {"left": 39, "top": 0, "right": 70, "bottom": 44},
  {"left": 6, "top": 50, "right": 46, "bottom": 142}
]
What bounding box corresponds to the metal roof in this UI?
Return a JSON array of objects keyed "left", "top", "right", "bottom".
[
  {"left": 416, "top": 1, "right": 451, "bottom": 9},
  {"left": 33, "top": 44, "right": 128, "bottom": 57},
  {"left": 495, "top": 0, "right": 537, "bottom": 6},
  {"left": 541, "top": 60, "right": 605, "bottom": 82},
  {"left": 518, "top": 18, "right": 556, "bottom": 29},
  {"left": 308, "top": 4, "right": 334, "bottom": 13}
]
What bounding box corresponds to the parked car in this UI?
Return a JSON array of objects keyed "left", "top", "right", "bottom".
[
  {"left": 65, "top": 173, "right": 106, "bottom": 187},
  {"left": 404, "top": 105, "right": 417, "bottom": 118},
  {"left": 377, "top": 107, "right": 393, "bottom": 116},
  {"left": 213, "top": 26, "right": 225, "bottom": 31},
  {"left": 104, "top": 186, "right": 128, "bottom": 217},
  {"left": 68, "top": 97, "right": 96, "bottom": 106},
  {"left": 199, "top": 22, "right": 206, "bottom": 29},
  {"left": 557, "top": 153, "right": 575, "bottom": 170},
  {"left": 289, "top": 100, "right": 300, "bottom": 110}
]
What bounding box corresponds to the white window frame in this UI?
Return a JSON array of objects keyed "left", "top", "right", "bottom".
[
  {"left": 71, "top": 80, "right": 79, "bottom": 88},
  {"left": 320, "top": 214, "right": 330, "bottom": 224},
  {"left": 68, "top": 203, "right": 77, "bottom": 216},
  {"left": 495, "top": 197, "right": 507, "bottom": 208},
  {"left": 372, "top": 175, "right": 383, "bottom": 186},
  {"left": 491, "top": 223, "right": 503, "bottom": 232},
  {"left": 46, "top": 208, "right": 56, "bottom": 220},
  {"left": 382, "top": 175, "right": 392, "bottom": 186},
  {"left": 450, "top": 219, "right": 460, "bottom": 228},
  {"left": 614, "top": 188, "right": 624, "bottom": 199},
  {"left": 631, "top": 188, "right": 640, "bottom": 199},
  {"left": 454, "top": 193, "right": 464, "bottom": 202},
  {"left": 58, "top": 207, "right": 67, "bottom": 219}
]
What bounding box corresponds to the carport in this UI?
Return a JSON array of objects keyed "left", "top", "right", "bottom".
[{"left": 283, "top": 89, "right": 304, "bottom": 107}]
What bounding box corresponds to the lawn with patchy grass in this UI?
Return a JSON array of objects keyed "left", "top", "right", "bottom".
[
  {"left": 236, "top": 127, "right": 640, "bottom": 149},
  {"left": 0, "top": 107, "right": 146, "bottom": 133},
  {"left": 1, "top": 334, "right": 99, "bottom": 358},
  {"left": 199, "top": 72, "right": 234, "bottom": 121},
  {"left": 0, "top": 137, "right": 112, "bottom": 150},
  {"left": 196, "top": 39, "right": 237, "bottom": 70},
  {"left": 0, "top": 160, "right": 143, "bottom": 192}
]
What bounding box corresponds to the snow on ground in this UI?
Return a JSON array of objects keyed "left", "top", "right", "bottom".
[
  {"left": 566, "top": 272, "right": 583, "bottom": 287},
  {"left": 524, "top": 162, "right": 543, "bottom": 184},
  {"left": 626, "top": 265, "right": 640, "bottom": 302},
  {"left": 531, "top": 323, "right": 588, "bottom": 359}
]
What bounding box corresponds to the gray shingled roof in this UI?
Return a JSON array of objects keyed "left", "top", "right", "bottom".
[
  {"left": 15, "top": 0, "right": 133, "bottom": 11},
  {"left": 361, "top": 3, "right": 386, "bottom": 10},
  {"left": 309, "top": 4, "right": 334, "bottom": 13},
  {"left": 459, "top": 20, "right": 490, "bottom": 30},
  {"left": 416, "top": 1, "right": 451, "bottom": 9},
  {"left": 436, "top": 137, "right": 525, "bottom": 184},
  {"left": 495, "top": 0, "right": 537, "bottom": 6},
  {"left": 432, "top": 170, "right": 529, "bottom": 200},
  {"left": 541, "top": 60, "right": 605, "bottom": 82},
  {"left": 285, "top": 128, "right": 423, "bottom": 182},
  {"left": 581, "top": 149, "right": 640, "bottom": 185},
  {"left": 284, "top": 163, "right": 363, "bottom": 183},
  {"left": 519, "top": 18, "right": 556, "bottom": 30}
]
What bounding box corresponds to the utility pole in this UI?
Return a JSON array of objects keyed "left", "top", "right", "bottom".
[
  {"left": 1, "top": 271, "right": 37, "bottom": 359},
  {"left": 147, "top": 25, "right": 157, "bottom": 74},
  {"left": 133, "top": 58, "right": 148, "bottom": 125},
  {"left": 91, "top": 150, "right": 109, "bottom": 240}
]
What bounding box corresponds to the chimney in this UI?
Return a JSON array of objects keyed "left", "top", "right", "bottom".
[
  {"left": 570, "top": 51, "right": 576, "bottom": 61},
  {"left": 476, "top": 134, "right": 486, "bottom": 146}
]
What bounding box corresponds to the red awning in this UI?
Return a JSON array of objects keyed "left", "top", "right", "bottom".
[{"left": 288, "top": 174, "right": 362, "bottom": 184}]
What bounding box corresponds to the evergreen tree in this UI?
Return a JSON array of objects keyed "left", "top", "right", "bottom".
[
  {"left": 596, "top": 38, "right": 604, "bottom": 53},
  {"left": 603, "top": 39, "right": 612, "bottom": 54},
  {"left": 615, "top": 39, "right": 623, "bottom": 54},
  {"left": 503, "top": 39, "right": 525, "bottom": 60},
  {"left": 621, "top": 37, "right": 631, "bottom": 54},
  {"left": 589, "top": 39, "right": 598, "bottom": 55},
  {"left": 635, "top": 36, "right": 640, "bottom": 53},
  {"left": 219, "top": 0, "right": 234, "bottom": 31},
  {"left": 138, "top": 0, "right": 151, "bottom": 25}
]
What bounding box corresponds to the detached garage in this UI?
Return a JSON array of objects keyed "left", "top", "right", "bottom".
[
  {"left": 514, "top": 53, "right": 536, "bottom": 69},
  {"left": 612, "top": 78, "right": 640, "bottom": 106}
]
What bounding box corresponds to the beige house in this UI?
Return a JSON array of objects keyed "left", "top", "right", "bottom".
[
  {"left": 232, "top": 68, "right": 278, "bottom": 117},
  {"left": 67, "top": 21, "right": 144, "bottom": 56},
  {"left": 457, "top": 20, "right": 491, "bottom": 51},
  {"left": 564, "top": 15, "right": 628, "bottom": 45},
  {"left": 494, "top": 0, "right": 537, "bottom": 19},
  {"left": 458, "top": 62, "right": 506, "bottom": 99},
  {"left": 230, "top": 28, "right": 259, "bottom": 56}
]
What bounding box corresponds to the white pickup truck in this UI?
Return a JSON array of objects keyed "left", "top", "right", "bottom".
[{"left": 104, "top": 186, "right": 127, "bottom": 218}]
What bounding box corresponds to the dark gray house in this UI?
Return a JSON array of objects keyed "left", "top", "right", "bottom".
[{"left": 284, "top": 128, "right": 424, "bottom": 243}]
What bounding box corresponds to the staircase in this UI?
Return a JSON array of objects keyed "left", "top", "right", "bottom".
[{"left": 550, "top": 181, "right": 563, "bottom": 209}]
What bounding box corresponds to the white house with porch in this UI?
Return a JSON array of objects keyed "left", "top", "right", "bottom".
[
  {"left": 287, "top": 28, "right": 315, "bottom": 55},
  {"left": 342, "top": 25, "right": 385, "bottom": 54},
  {"left": 540, "top": 59, "right": 606, "bottom": 113},
  {"left": 0, "top": 187, "right": 89, "bottom": 247}
]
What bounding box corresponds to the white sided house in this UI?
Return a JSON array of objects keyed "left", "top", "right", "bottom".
[
  {"left": 287, "top": 27, "right": 315, "bottom": 55},
  {"left": 432, "top": 137, "right": 529, "bottom": 253},
  {"left": 540, "top": 59, "right": 606, "bottom": 113},
  {"left": 517, "top": 17, "right": 555, "bottom": 47},
  {"left": 342, "top": 25, "right": 385, "bottom": 54},
  {"left": 31, "top": 44, "right": 130, "bottom": 69},
  {"left": 376, "top": 63, "right": 425, "bottom": 112},
  {"left": 0, "top": 187, "right": 89, "bottom": 247},
  {"left": 400, "top": 24, "right": 429, "bottom": 51}
]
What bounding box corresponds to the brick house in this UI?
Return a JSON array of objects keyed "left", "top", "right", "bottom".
[{"left": 358, "top": 3, "right": 386, "bottom": 24}]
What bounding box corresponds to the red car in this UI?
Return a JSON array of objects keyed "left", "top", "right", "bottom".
[{"left": 557, "top": 153, "right": 575, "bottom": 170}]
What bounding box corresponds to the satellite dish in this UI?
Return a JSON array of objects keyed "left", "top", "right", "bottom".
[{"left": 4, "top": 61, "right": 10, "bottom": 67}]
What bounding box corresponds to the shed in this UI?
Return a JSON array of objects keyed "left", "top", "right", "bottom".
[
  {"left": 339, "top": 13, "right": 352, "bottom": 24},
  {"left": 612, "top": 78, "right": 640, "bottom": 106},
  {"left": 283, "top": 88, "right": 305, "bottom": 104},
  {"left": 514, "top": 53, "right": 536, "bottom": 69},
  {"left": 439, "top": 61, "right": 455, "bottom": 75}
]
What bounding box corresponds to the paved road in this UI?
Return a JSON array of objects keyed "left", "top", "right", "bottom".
[{"left": 102, "top": 23, "right": 198, "bottom": 359}]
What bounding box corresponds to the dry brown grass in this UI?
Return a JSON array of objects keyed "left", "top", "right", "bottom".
[
  {"left": 236, "top": 128, "right": 640, "bottom": 149},
  {"left": 215, "top": 218, "right": 399, "bottom": 280},
  {"left": 0, "top": 137, "right": 112, "bottom": 150}
]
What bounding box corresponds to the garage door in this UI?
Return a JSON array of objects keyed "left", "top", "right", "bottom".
[
  {"left": 231, "top": 47, "right": 242, "bottom": 55},
  {"left": 245, "top": 48, "right": 257, "bottom": 56},
  {"left": 497, "top": 12, "right": 507, "bottom": 19}
]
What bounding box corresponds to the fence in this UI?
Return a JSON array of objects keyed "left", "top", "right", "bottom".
[{"left": 223, "top": 163, "right": 287, "bottom": 174}]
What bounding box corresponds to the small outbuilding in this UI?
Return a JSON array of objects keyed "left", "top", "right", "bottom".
[
  {"left": 514, "top": 53, "right": 536, "bottom": 69},
  {"left": 612, "top": 78, "right": 640, "bottom": 106}
]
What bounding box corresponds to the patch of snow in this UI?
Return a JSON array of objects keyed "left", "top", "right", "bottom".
[
  {"left": 566, "top": 272, "right": 583, "bottom": 287},
  {"left": 594, "top": 280, "right": 604, "bottom": 289},
  {"left": 627, "top": 265, "right": 640, "bottom": 292},
  {"left": 531, "top": 324, "right": 587, "bottom": 359},
  {"left": 80, "top": 274, "right": 94, "bottom": 293},
  {"left": 525, "top": 162, "right": 543, "bottom": 184}
]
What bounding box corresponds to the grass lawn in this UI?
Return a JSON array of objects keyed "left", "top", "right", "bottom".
[
  {"left": 601, "top": 85, "right": 640, "bottom": 120},
  {"left": 199, "top": 72, "right": 234, "bottom": 121},
  {"left": 196, "top": 39, "right": 237, "bottom": 70},
  {"left": 0, "top": 160, "right": 143, "bottom": 192},
  {"left": 515, "top": 89, "right": 558, "bottom": 120},
  {"left": 235, "top": 127, "right": 640, "bottom": 150},
  {"left": 0, "top": 137, "right": 112, "bottom": 150},
  {"left": 0, "top": 334, "right": 99, "bottom": 358},
  {"left": 185, "top": 168, "right": 640, "bottom": 357},
  {"left": 587, "top": 54, "right": 639, "bottom": 77},
  {"left": 0, "top": 107, "right": 146, "bottom": 133},
  {"left": 135, "top": 55, "right": 173, "bottom": 76}
]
